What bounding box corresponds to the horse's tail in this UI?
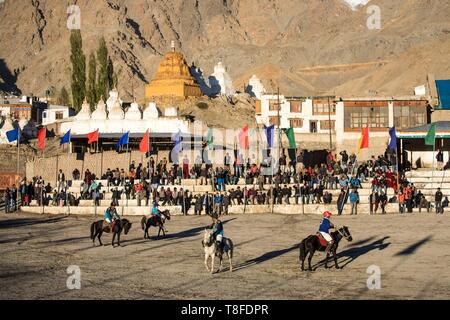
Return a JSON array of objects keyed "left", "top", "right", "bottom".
[
  {"left": 90, "top": 222, "right": 96, "bottom": 240},
  {"left": 299, "top": 239, "right": 307, "bottom": 261},
  {"left": 141, "top": 216, "right": 146, "bottom": 230}
]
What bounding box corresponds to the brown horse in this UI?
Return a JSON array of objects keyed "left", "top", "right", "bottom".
[
  {"left": 299, "top": 226, "right": 352, "bottom": 271},
  {"left": 140, "top": 210, "right": 171, "bottom": 239},
  {"left": 90, "top": 219, "right": 132, "bottom": 247}
]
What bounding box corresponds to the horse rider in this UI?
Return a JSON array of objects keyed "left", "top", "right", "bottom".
[
  {"left": 149, "top": 201, "right": 167, "bottom": 232},
  {"left": 104, "top": 202, "right": 121, "bottom": 231},
  {"left": 208, "top": 214, "right": 225, "bottom": 253},
  {"left": 319, "top": 211, "right": 335, "bottom": 253}
]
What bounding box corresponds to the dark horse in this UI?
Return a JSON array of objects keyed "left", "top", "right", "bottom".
[
  {"left": 140, "top": 210, "right": 171, "bottom": 239},
  {"left": 90, "top": 219, "right": 132, "bottom": 247},
  {"left": 299, "top": 226, "right": 353, "bottom": 271}
]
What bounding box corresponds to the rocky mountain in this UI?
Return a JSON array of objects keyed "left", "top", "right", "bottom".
[{"left": 1, "top": 0, "right": 449, "bottom": 101}]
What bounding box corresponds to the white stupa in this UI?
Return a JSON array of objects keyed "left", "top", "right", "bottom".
[
  {"left": 143, "top": 102, "right": 160, "bottom": 120},
  {"left": 208, "top": 62, "right": 235, "bottom": 96},
  {"left": 164, "top": 106, "right": 178, "bottom": 117},
  {"left": 91, "top": 98, "right": 108, "bottom": 120},
  {"left": 246, "top": 75, "right": 266, "bottom": 99},
  {"left": 125, "top": 100, "right": 142, "bottom": 120},
  {"left": 76, "top": 99, "right": 92, "bottom": 121},
  {"left": 0, "top": 117, "right": 16, "bottom": 145},
  {"left": 108, "top": 100, "right": 124, "bottom": 120},
  {"left": 106, "top": 88, "right": 123, "bottom": 113}
]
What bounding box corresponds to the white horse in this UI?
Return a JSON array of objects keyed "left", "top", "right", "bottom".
[{"left": 202, "top": 229, "right": 234, "bottom": 274}]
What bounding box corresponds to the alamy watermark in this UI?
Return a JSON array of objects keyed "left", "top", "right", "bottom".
[
  {"left": 366, "top": 265, "right": 381, "bottom": 290},
  {"left": 367, "top": 5, "right": 382, "bottom": 30},
  {"left": 66, "top": 265, "right": 81, "bottom": 290},
  {"left": 67, "top": 5, "right": 81, "bottom": 30}
]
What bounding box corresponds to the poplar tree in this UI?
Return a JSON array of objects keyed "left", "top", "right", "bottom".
[
  {"left": 70, "top": 30, "right": 86, "bottom": 111},
  {"left": 87, "top": 51, "right": 97, "bottom": 108},
  {"left": 96, "top": 37, "right": 109, "bottom": 99}
]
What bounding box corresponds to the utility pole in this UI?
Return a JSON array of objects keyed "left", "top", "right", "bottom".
[{"left": 327, "top": 96, "right": 333, "bottom": 151}]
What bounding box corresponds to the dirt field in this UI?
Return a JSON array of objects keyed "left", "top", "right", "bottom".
[{"left": 0, "top": 212, "right": 449, "bottom": 300}]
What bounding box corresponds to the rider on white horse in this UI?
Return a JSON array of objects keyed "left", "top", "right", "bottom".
[
  {"left": 209, "top": 214, "right": 225, "bottom": 253},
  {"left": 319, "top": 211, "right": 335, "bottom": 253}
]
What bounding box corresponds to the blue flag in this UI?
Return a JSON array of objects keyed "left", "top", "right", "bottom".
[
  {"left": 173, "top": 131, "right": 182, "bottom": 153},
  {"left": 388, "top": 127, "right": 397, "bottom": 150},
  {"left": 6, "top": 128, "right": 19, "bottom": 143},
  {"left": 60, "top": 130, "right": 71, "bottom": 145},
  {"left": 265, "top": 125, "right": 275, "bottom": 148},
  {"left": 116, "top": 132, "right": 130, "bottom": 150}
]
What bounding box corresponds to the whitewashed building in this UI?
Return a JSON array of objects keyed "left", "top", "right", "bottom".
[{"left": 42, "top": 105, "right": 73, "bottom": 126}]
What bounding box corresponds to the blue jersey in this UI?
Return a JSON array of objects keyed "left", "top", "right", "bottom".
[
  {"left": 319, "top": 218, "right": 332, "bottom": 233},
  {"left": 151, "top": 206, "right": 159, "bottom": 215}
]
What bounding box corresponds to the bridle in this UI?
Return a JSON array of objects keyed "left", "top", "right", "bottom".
[{"left": 335, "top": 226, "right": 351, "bottom": 240}]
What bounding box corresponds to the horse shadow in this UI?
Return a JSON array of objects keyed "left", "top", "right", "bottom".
[
  {"left": 145, "top": 217, "right": 237, "bottom": 241},
  {"left": 313, "top": 236, "right": 391, "bottom": 270},
  {"left": 0, "top": 216, "right": 67, "bottom": 229},
  {"left": 394, "top": 236, "right": 432, "bottom": 256},
  {"left": 234, "top": 243, "right": 300, "bottom": 272}
]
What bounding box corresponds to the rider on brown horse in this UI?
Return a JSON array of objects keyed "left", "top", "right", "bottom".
[
  {"left": 318, "top": 211, "right": 335, "bottom": 253},
  {"left": 104, "top": 202, "right": 121, "bottom": 232},
  {"left": 148, "top": 201, "right": 167, "bottom": 233}
]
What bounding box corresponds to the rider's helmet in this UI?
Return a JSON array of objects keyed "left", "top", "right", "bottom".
[
  {"left": 153, "top": 201, "right": 158, "bottom": 207},
  {"left": 110, "top": 202, "right": 115, "bottom": 208},
  {"left": 323, "top": 211, "right": 332, "bottom": 218}
]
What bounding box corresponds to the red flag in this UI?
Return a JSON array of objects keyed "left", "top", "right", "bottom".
[
  {"left": 357, "top": 126, "right": 369, "bottom": 153},
  {"left": 239, "top": 125, "right": 249, "bottom": 149},
  {"left": 139, "top": 130, "right": 150, "bottom": 153},
  {"left": 87, "top": 129, "right": 99, "bottom": 144},
  {"left": 37, "top": 128, "right": 46, "bottom": 150}
]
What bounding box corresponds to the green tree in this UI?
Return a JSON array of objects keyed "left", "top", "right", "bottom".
[
  {"left": 107, "top": 57, "right": 116, "bottom": 90},
  {"left": 87, "top": 51, "right": 97, "bottom": 108},
  {"left": 58, "top": 86, "right": 70, "bottom": 106},
  {"left": 96, "top": 37, "right": 108, "bottom": 100},
  {"left": 70, "top": 30, "right": 86, "bottom": 111}
]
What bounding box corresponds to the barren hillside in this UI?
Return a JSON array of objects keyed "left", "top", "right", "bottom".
[{"left": 0, "top": 0, "right": 449, "bottom": 101}]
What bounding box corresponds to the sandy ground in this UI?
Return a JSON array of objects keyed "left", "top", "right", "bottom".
[{"left": 0, "top": 211, "right": 449, "bottom": 300}]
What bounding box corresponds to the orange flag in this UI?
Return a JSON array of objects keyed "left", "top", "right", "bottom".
[
  {"left": 87, "top": 129, "right": 99, "bottom": 144},
  {"left": 37, "top": 127, "right": 46, "bottom": 150},
  {"left": 139, "top": 130, "right": 150, "bottom": 154},
  {"left": 357, "top": 126, "right": 369, "bottom": 153}
]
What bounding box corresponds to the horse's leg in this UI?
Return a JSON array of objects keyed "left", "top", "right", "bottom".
[
  {"left": 204, "top": 253, "right": 210, "bottom": 272},
  {"left": 158, "top": 226, "right": 161, "bottom": 238},
  {"left": 218, "top": 254, "right": 223, "bottom": 273},
  {"left": 117, "top": 231, "right": 121, "bottom": 247},
  {"left": 92, "top": 227, "right": 98, "bottom": 247},
  {"left": 112, "top": 231, "right": 116, "bottom": 247},
  {"left": 144, "top": 224, "right": 148, "bottom": 239},
  {"left": 308, "top": 249, "right": 315, "bottom": 271},
  {"left": 98, "top": 231, "right": 103, "bottom": 246},
  {"left": 333, "top": 247, "right": 340, "bottom": 269},
  {"left": 228, "top": 251, "right": 233, "bottom": 272},
  {"left": 324, "top": 253, "right": 330, "bottom": 269},
  {"left": 211, "top": 253, "right": 215, "bottom": 274}
]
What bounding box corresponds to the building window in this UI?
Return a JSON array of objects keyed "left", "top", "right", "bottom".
[
  {"left": 289, "top": 100, "right": 302, "bottom": 113},
  {"left": 320, "top": 120, "right": 335, "bottom": 130},
  {"left": 289, "top": 118, "right": 303, "bottom": 128},
  {"left": 269, "top": 116, "right": 280, "bottom": 126},
  {"left": 269, "top": 100, "right": 281, "bottom": 111},
  {"left": 394, "top": 103, "right": 427, "bottom": 129},
  {"left": 55, "top": 111, "right": 64, "bottom": 120},
  {"left": 313, "top": 100, "right": 336, "bottom": 115},
  {"left": 344, "top": 104, "right": 389, "bottom": 129},
  {"left": 310, "top": 121, "right": 318, "bottom": 133}
]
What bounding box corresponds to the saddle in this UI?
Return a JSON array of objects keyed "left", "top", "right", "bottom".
[
  {"left": 316, "top": 232, "right": 333, "bottom": 249},
  {"left": 102, "top": 220, "right": 116, "bottom": 233}
]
